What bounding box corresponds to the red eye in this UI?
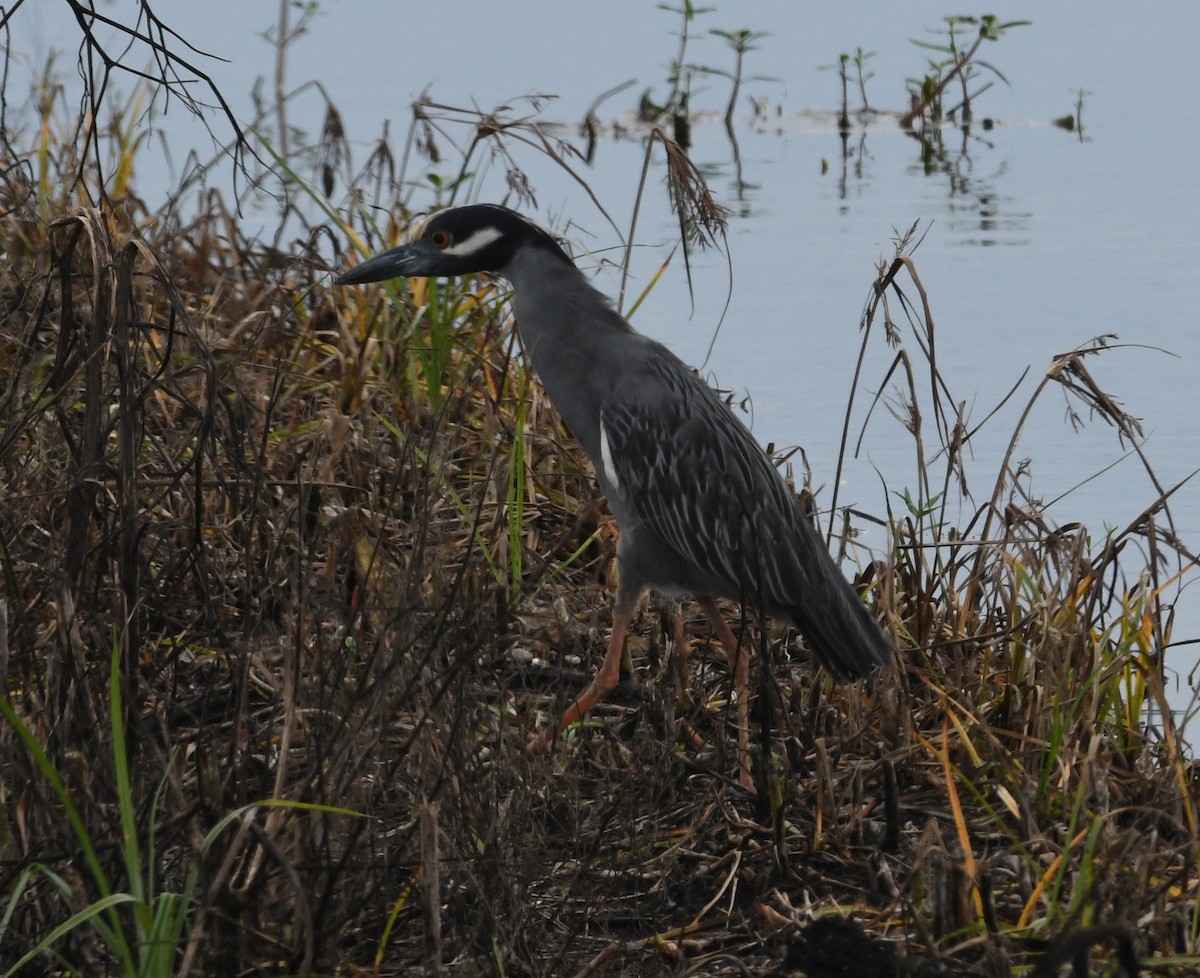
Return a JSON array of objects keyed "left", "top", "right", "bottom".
[{"left": 429, "top": 229, "right": 452, "bottom": 249}]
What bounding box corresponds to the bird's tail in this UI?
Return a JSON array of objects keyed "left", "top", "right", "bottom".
[
  {"left": 788, "top": 565, "right": 892, "bottom": 679},
  {"left": 737, "top": 493, "right": 893, "bottom": 679},
  {"left": 757, "top": 529, "right": 892, "bottom": 679}
]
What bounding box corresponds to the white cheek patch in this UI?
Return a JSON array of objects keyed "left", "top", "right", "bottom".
[
  {"left": 443, "top": 226, "right": 503, "bottom": 256},
  {"left": 599, "top": 417, "right": 622, "bottom": 495}
]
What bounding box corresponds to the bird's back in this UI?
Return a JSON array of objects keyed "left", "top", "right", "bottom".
[
  {"left": 501, "top": 230, "right": 891, "bottom": 679},
  {"left": 596, "top": 344, "right": 890, "bottom": 678}
]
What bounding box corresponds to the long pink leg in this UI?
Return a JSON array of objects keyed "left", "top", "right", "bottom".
[
  {"left": 697, "top": 596, "right": 753, "bottom": 790},
  {"left": 528, "top": 596, "right": 635, "bottom": 753}
]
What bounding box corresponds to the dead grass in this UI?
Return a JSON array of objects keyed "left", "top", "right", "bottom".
[{"left": 0, "top": 90, "right": 1197, "bottom": 978}]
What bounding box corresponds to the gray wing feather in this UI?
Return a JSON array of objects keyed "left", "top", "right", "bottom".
[
  {"left": 600, "top": 347, "right": 890, "bottom": 677},
  {"left": 601, "top": 353, "right": 805, "bottom": 596}
]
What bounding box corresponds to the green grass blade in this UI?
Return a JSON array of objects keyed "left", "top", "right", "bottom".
[{"left": 1, "top": 893, "right": 136, "bottom": 978}]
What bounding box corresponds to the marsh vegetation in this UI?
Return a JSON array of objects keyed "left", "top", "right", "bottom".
[{"left": 0, "top": 4, "right": 1196, "bottom": 975}]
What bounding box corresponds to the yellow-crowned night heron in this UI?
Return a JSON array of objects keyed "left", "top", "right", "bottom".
[{"left": 336, "top": 204, "right": 892, "bottom": 785}]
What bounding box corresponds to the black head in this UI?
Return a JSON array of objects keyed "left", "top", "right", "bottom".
[{"left": 334, "top": 204, "right": 573, "bottom": 285}]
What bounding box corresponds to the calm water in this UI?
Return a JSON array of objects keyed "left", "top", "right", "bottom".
[{"left": 13, "top": 1, "right": 1199, "bottom": 724}]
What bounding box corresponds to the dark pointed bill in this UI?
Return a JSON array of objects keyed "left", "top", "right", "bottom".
[{"left": 334, "top": 245, "right": 420, "bottom": 286}]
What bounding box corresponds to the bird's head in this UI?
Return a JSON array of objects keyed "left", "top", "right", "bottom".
[{"left": 335, "top": 203, "right": 573, "bottom": 285}]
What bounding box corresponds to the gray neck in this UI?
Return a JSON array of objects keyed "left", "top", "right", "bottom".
[{"left": 499, "top": 247, "right": 634, "bottom": 463}]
